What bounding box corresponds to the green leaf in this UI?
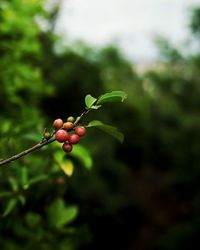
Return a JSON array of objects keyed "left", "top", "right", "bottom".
[
  {"left": 25, "top": 212, "right": 41, "bottom": 227},
  {"left": 1, "top": 121, "right": 11, "bottom": 133},
  {"left": 87, "top": 120, "right": 124, "bottom": 143},
  {"left": 96, "top": 91, "right": 127, "bottom": 105},
  {"left": 54, "top": 150, "right": 75, "bottom": 175},
  {"left": 59, "top": 160, "right": 74, "bottom": 177},
  {"left": 54, "top": 150, "right": 64, "bottom": 163},
  {"left": 23, "top": 133, "right": 41, "bottom": 142},
  {"left": 0, "top": 191, "right": 13, "bottom": 198},
  {"left": 46, "top": 199, "right": 78, "bottom": 229},
  {"left": 62, "top": 205, "right": 78, "bottom": 225},
  {"left": 90, "top": 105, "right": 102, "bottom": 110},
  {"left": 24, "top": 174, "right": 48, "bottom": 189},
  {"left": 85, "top": 94, "right": 97, "bottom": 109},
  {"left": 2, "top": 198, "right": 17, "bottom": 217},
  {"left": 71, "top": 144, "right": 93, "bottom": 169},
  {"left": 8, "top": 177, "right": 18, "bottom": 192},
  {"left": 18, "top": 195, "right": 26, "bottom": 206},
  {"left": 19, "top": 167, "right": 28, "bottom": 187}
]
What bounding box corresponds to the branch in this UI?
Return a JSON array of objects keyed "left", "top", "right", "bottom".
[
  {"left": 0, "top": 107, "right": 91, "bottom": 167},
  {"left": 0, "top": 138, "right": 55, "bottom": 167}
]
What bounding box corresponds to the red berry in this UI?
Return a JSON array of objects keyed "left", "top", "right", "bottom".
[
  {"left": 55, "top": 129, "right": 69, "bottom": 142},
  {"left": 68, "top": 134, "right": 79, "bottom": 144},
  {"left": 62, "top": 142, "right": 73, "bottom": 153},
  {"left": 63, "top": 122, "right": 74, "bottom": 131},
  {"left": 53, "top": 119, "right": 63, "bottom": 129},
  {"left": 75, "top": 126, "right": 86, "bottom": 137}
]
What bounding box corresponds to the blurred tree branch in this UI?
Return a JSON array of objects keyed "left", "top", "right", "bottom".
[{"left": 0, "top": 138, "right": 55, "bottom": 167}]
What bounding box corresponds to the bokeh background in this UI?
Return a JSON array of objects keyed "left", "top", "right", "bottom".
[{"left": 0, "top": 0, "right": 200, "bottom": 249}]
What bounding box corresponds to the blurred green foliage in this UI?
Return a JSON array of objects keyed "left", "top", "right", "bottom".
[{"left": 0, "top": 1, "right": 200, "bottom": 249}]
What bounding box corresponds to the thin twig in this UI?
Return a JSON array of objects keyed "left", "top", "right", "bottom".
[
  {"left": 0, "top": 138, "right": 55, "bottom": 167},
  {"left": 74, "top": 109, "right": 90, "bottom": 126}
]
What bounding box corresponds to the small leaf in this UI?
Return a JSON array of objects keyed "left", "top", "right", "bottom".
[
  {"left": 85, "top": 94, "right": 97, "bottom": 109},
  {"left": 2, "top": 198, "right": 17, "bottom": 217},
  {"left": 8, "top": 177, "right": 18, "bottom": 192},
  {"left": 25, "top": 175, "right": 48, "bottom": 189},
  {"left": 23, "top": 133, "right": 42, "bottom": 142},
  {"left": 90, "top": 105, "right": 102, "bottom": 110},
  {"left": 62, "top": 205, "right": 78, "bottom": 225},
  {"left": 25, "top": 212, "right": 41, "bottom": 227},
  {"left": 54, "top": 150, "right": 74, "bottom": 176},
  {"left": 19, "top": 167, "right": 28, "bottom": 187},
  {"left": 96, "top": 91, "right": 127, "bottom": 105},
  {"left": 87, "top": 120, "right": 104, "bottom": 127},
  {"left": 60, "top": 160, "right": 74, "bottom": 177},
  {"left": 46, "top": 199, "right": 78, "bottom": 228},
  {"left": 1, "top": 121, "right": 11, "bottom": 133},
  {"left": 0, "top": 191, "right": 13, "bottom": 198},
  {"left": 18, "top": 195, "right": 26, "bottom": 206},
  {"left": 54, "top": 150, "right": 64, "bottom": 162},
  {"left": 87, "top": 120, "right": 124, "bottom": 143},
  {"left": 71, "top": 144, "right": 93, "bottom": 169}
]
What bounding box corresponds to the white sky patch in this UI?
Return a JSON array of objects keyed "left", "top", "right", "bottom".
[{"left": 56, "top": 0, "right": 200, "bottom": 62}]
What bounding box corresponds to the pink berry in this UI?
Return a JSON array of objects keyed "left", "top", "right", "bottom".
[
  {"left": 75, "top": 126, "right": 86, "bottom": 137},
  {"left": 53, "top": 119, "right": 63, "bottom": 129},
  {"left": 63, "top": 122, "right": 74, "bottom": 131},
  {"left": 68, "top": 134, "right": 79, "bottom": 144},
  {"left": 62, "top": 142, "right": 73, "bottom": 153},
  {"left": 55, "top": 129, "right": 69, "bottom": 142}
]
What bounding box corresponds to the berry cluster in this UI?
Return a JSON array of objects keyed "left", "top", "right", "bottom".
[{"left": 53, "top": 117, "right": 86, "bottom": 153}]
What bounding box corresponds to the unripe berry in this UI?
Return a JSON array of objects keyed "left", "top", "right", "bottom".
[
  {"left": 63, "top": 122, "right": 74, "bottom": 131},
  {"left": 62, "top": 142, "right": 73, "bottom": 153},
  {"left": 55, "top": 129, "right": 69, "bottom": 142},
  {"left": 44, "top": 131, "right": 51, "bottom": 140},
  {"left": 53, "top": 119, "right": 63, "bottom": 129},
  {"left": 75, "top": 126, "right": 86, "bottom": 137},
  {"left": 68, "top": 134, "right": 79, "bottom": 144},
  {"left": 74, "top": 116, "right": 81, "bottom": 124},
  {"left": 67, "top": 116, "right": 75, "bottom": 123}
]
